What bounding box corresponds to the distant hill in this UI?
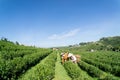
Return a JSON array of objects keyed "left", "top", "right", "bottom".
[
  {"left": 79, "top": 36, "right": 120, "bottom": 52},
  {"left": 99, "top": 36, "right": 120, "bottom": 48},
  {"left": 1, "top": 36, "right": 120, "bottom": 52},
  {"left": 0, "top": 37, "right": 37, "bottom": 51}
]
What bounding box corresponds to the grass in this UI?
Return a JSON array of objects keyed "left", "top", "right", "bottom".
[{"left": 53, "top": 52, "right": 71, "bottom": 80}]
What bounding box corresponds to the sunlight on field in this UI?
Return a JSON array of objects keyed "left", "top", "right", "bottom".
[{"left": 53, "top": 52, "right": 71, "bottom": 80}]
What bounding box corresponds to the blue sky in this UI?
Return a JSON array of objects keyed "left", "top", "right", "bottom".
[{"left": 0, "top": 0, "right": 120, "bottom": 47}]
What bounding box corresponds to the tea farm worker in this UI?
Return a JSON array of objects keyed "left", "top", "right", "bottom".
[{"left": 68, "top": 53, "right": 77, "bottom": 63}]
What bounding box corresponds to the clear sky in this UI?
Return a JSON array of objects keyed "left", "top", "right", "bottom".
[{"left": 0, "top": 0, "right": 120, "bottom": 47}]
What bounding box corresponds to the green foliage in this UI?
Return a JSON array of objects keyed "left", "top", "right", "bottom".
[
  {"left": 0, "top": 42, "right": 51, "bottom": 80},
  {"left": 0, "top": 51, "right": 50, "bottom": 80},
  {"left": 77, "top": 36, "right": 120, "bottom": 52},
  {"left": 0, "top": 36, "right": 120, "bottom": 80},
  {"left": 99, "top": 36, "right": 120, "bottom": 51},
  {"left": 1, "top": 37, "right": 8, "bottom": 42},
  {"left": 64, "top": 61, "right": 93, "bottom": 80},
  {"left": 64, "top": 61, "right": 80, "bottom": 79},
  {"left": 19, "top": 52, "right": 57, "bottom": 80},
  {"left": 102, "top": 74, "right": 120, "bottom": 80},
  {"left": 78, "top": 61, "right": 120, "bottom": 80},
  {"left": 78, "top": 61, "right": 107, "bottom": 79},
  {"left": 81, "top": 52, "right": 120, "bottom": 77},
  {"left": 61, "top": 41, "right": 120, "bottom": 79}
]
